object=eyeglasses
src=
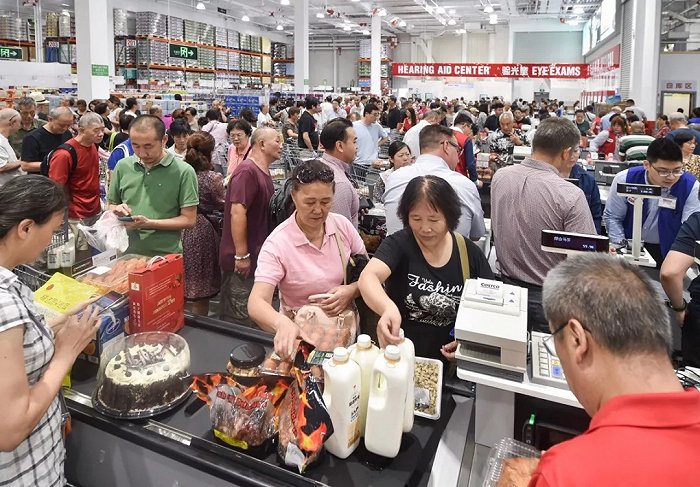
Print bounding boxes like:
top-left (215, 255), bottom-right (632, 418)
top-left (445, 139), bottom-right (463, 155)
top-left (542, 320), bottom-right (592, 357)
top-left (649, 164), bottom-right (684, 178)
top-left (295, 166), bottom-right (334, 184)
top-left (9, 115), bottom-right (19, 123)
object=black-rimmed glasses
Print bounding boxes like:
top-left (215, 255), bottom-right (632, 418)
top-left (542, 321), bottom-right (592, 357)
top-left (649, 164), bottom-right (684, 178)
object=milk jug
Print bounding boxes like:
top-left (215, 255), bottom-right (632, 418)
top-left (364, 345), bottom-right (408, 458)
top-left (322, 347), bottom-right (361, 459)
top-left (349, 334), bottom-right (380, 436)
top-left (398, 329), bottom-right (415, 432)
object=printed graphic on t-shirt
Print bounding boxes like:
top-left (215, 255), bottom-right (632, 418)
top-left (404, 273), bottom-right (463, 327)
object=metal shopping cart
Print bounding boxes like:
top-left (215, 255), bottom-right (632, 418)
top-left (13, 264), bottom-right (51, 292)
top-left (348, 164), bottom-right (386, 205)
top-left (281, 139), bottom-right (320, 173)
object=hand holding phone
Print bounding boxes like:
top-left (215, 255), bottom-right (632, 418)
top-left (117, 215), bottom-right (134, 222)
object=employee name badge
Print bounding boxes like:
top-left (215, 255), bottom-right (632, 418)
top-left (659, 196), bottom-right (677, 210)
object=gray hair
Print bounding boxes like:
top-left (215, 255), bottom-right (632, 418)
top-left (531, 117), bottom-right (581, 157)
top-left (542, 254), bottom-right (672, 356)
top-left (668, 112), bottom-right (688, 125)
top-left (0, 108), bottom-right (19, 124)
top-left (499, 111), bottom-right (514, 122)
top-left (49, 106), bottom-right (74, 120)
top-left (250, 126), bottom-right (277, 146)
top-left (15, 97), bottom-right (36, 110)
top-left (78, 112), bottom-right (104, 129)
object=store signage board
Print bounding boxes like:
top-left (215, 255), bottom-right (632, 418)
top-left (91, 64), bottom-right (109, 77)
top-left (169, 43), bottom-right (198, 60)
top-left (661, 80), bottom-right (697, 91)
top-left (0, 47), bottom-right (22, 60)
top-left (391, 63), bottom-right (590, 79)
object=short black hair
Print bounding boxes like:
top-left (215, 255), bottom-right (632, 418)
top-left (169, 119), bottom-right (192, 137)
top-left (453, 112), bottom-right (472, 126)
top-left (288, 106), bottom-right (300, 117)
top-left (129, 115), bottom-right (166, 139)
top-left (575, 109), bottom-right (585, 115)
top-left (397, 175), bottom-right (461, 231)
top-left (646, 137), bottom-right (683, 164)
top-left (227, 119), bottom-right (252, 136)
top-left (206, 109), bottom-right (221, 121)
top-left (673, 131), bottom-right (696, 147)
top-left (174, 94), bottom-right (183, 101)
top-left (289, 159), bottom-right (335, 193)
top-left (185, 107), bottom-right (197, 117)
top-left (325, 95), bottom-right (333, 102)
top-left (305, 98), bottom-right (319, 110)
top-left (93, 102), bottom-right (109, 116)
top-left (125, 97), bottom-right (138, 109)
top-left (388, 141), bottom-right (410, 159)
top-left (419, 124), bottom-right (455, 153)
top-left (626, 114), bottom-right (640, 123)
top-left (119, 113), bottom-right (134, 132)
top-left (320, 118), bottom-right (353, 151)
top-left (363, 103), bottom-right (380, 116)
top-left (492, 101), bottom-right (504, 110)
top-left (626, 98), bottom-right (635, 105)
top-left (238, 108), bottom-right (257, 124)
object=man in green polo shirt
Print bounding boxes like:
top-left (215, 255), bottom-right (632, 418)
top-left (9, 97), bottom-right (46, 156)
top-left (107, 115), bottom-right (198, 256)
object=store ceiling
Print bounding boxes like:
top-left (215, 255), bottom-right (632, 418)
top-left (2, 0), bottom-right (603, 37)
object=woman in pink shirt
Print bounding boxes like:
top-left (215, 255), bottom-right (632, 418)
top-left (248, 159), bottom-right (367, 358)
top-left (226, 119), bottom-right (252, 176)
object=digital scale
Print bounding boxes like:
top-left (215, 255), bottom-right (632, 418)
top-left (615, 182), bottom-right (663, 268)
top-left (512, 145), bottom-right (532, 164)
top-left (541, 230), bottom-right (609, 255)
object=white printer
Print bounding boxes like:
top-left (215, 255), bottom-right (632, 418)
top-left (454, 278), bottom-right (528, 382)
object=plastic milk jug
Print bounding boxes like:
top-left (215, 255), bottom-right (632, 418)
top-left (349, 334), bottom-right (380, 436)
top-left (322, 347), bottom-right (362, 459)
top-left (364, 345), bottom-right (408, 458)
top-left (398, 329), bottom-right (415, 432)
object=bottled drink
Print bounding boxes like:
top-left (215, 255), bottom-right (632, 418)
top-left (348, 334), bottom-right (380, 436)
top-left (322, 347), bottom-right (361, 459)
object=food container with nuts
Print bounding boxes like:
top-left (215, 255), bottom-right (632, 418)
top-left (227, 343), bottom-right (266, 377)
top-left (414, 357), bottom-right (443, 420)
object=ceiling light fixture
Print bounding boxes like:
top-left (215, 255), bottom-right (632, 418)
top-left (196, 1), bottom-right (205, 10)
top-left (378, 8), bottom-right (387, 16)
top-left (484, 5), bottom-right (494, 14)
top-left (456, 28), bottom-right (466, 34)
top-left (343, 25), bottom-right (352, 31)
top-left (436, 6), bottom-right (446, 14)
top-left (241, 14), bottom-right (250, 21)
top-left (489, 14), bottom-right (498, 24)
top-left (276, 24), bottom-right (284, 30)
top-left (448, 18), bottom-right (456, 25)
top-left (316, 12), bottom-right (325, 18)
top-left (362, 29), bottom-right (370, 35)
top-left (573, 5), bottom-right (584, 15)
top-left (398, 20), bottom-right (407, 27)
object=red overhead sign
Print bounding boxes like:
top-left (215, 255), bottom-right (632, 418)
top-left (391, 63), bottom-right (591, 79)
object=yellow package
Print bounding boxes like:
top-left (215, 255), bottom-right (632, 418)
top-left (34, 273), bottom-right (103, 319)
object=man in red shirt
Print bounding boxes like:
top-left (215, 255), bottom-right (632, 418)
top-left (49, 112), bottom-right (104, 261)
top-left (521, 254), bottom-right (700, 487)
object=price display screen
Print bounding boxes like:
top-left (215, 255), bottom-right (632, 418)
top-left (617, 183), bottom-right (662, 197)
top-left (541, 230), bottom-right (609, 253)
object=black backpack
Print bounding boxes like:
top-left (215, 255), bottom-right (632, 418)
top-left (40, 143), bottom-right (78, 177)
top-left (268, 178), bottom-right (295, 231)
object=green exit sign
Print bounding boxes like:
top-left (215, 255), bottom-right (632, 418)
top-left (91, 64), bottom-right (109, 76)
top-left (0, 47), bottom-right (22, 60)
top-left (169, 43), bottom-right (198, 60)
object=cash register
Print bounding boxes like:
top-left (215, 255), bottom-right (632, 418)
top-left (594, 161), bottom-right (643, 185)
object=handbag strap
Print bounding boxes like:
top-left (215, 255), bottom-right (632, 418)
top-left (333, 226), bottom-right (348, 286)
top-left (454, 232), bottom-right (470, 282)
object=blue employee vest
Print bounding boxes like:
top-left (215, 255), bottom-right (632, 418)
top-left (622, 166), bottom-right (696, 256)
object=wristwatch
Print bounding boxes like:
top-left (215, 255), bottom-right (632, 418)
top-left (665, 299), bottom-right (688, 312)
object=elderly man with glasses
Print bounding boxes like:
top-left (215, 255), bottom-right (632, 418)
top-left (524, 254), bottom-right (700, 487)
top-left (9, 97), bottom-right (46, 156)
top-left (604, 137), bottom-right (700, 267)
top-left (0, 108), bottom-right (22, 187)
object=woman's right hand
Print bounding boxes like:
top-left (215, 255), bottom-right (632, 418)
top-left (377, 306), bottom-right (402, 349)
top-left (274, 316), bottom-right (306, 361)
top-left (53, 306), bottom-right (101, 364)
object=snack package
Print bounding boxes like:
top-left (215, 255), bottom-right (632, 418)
top-left (33, 272), bottom-right (103, 319)
top-left (294, 305), bottom-right (355, 351)
top-left (191, 373), bottom-right (289, 451)
top-left (75, 254), bottom-right (149, 295)
top-left (278, 366), bottom-right (334, 473)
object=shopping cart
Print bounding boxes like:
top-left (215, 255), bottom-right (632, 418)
top-left (280, 139), bottom-right (320, 173)
top-left (47, 218), bottom-right (70, 252)
top-left (13, 264), bottom-right (51, 292)
top-left (348, 164), bottom-right (386, 204)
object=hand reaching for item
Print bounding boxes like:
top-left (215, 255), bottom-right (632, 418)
top-left (377, 305), bottom-right (402, 349)
top-left (53, 305), bottom-right (101, 364)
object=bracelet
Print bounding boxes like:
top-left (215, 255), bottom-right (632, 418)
top-left (666, 299), bottom-right (688, 312)
top-left (234, 253), bottom-right (250, 261)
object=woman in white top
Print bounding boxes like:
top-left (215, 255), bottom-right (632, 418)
top-left (0, 175), bottom-right (100, 486)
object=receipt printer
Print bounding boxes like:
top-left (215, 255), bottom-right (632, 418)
top-left (454, 278), bottom-right (528, 382)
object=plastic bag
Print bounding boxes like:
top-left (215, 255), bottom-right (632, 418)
top-left (293, 304), bottom-right (356, 352)
top-left (77, 211), bottom-right (129, 253)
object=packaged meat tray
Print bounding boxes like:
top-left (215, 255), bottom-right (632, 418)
top-left (483, 438), bottom-right (541, 487)
top-left (75, 254), bottom-right (149, 294)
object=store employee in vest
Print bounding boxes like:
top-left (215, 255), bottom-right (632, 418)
top-left (603, 138), bottom-right (700, 266)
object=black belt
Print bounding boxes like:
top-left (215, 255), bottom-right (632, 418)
top-left (500, 275), bottom-right (542, 291)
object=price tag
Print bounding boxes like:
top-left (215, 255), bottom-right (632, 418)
top-left (92, 249), bottom-right (118, 267)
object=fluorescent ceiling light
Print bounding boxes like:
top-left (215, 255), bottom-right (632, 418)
top-left (276, 24), bottom-right (284, 30)
top-left (398, 20), bottom-right (407, 27)
top-left (343, 25), bottom-right (352, 31)
top-left (316, 12), bottom-right (325, 18)
top-left (573, 5), bottom-right (584, 15)
top-left (484, 5), bottom-right (494, 14)
top-left (378, 8), bottom-right (387, 16)
top-left (196, 1), bottom-right (205, 10)
top-left (280, 0), bottom-right (290, 5)
top-left (241, 14), bottom-right (250, 21)
top-left (448, 18), bottom-right (456, 25)
top-left (489, 14), bottom-right (498, 24)
top-left (436, 6), bottom-right (446, 14)
top-left (456, 28), bottom-right (466, 34)
top-left (362, 29), bottom-right (370, 35)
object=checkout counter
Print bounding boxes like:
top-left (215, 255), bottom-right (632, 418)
top-left (64, 315), bottom-right (473, 487)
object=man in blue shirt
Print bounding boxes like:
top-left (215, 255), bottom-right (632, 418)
top-left (352, 102), bottom-right (388, 169)
top-left (603, 138), bottom-right (700, 266)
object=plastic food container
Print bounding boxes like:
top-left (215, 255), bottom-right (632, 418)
top-left (483, 438), bottom-right (542, 487)
top-left (92, 332), bottom-right (191, 419)
top-left (414, 357), bottom-right (443, 420)
top-left (227, 342), bottom-right (266, 376)
top-left (74, 254), bottom-right (149, 294)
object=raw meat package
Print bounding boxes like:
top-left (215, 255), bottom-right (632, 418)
top-left (293, 304), bottom-right (356, 351)
top-left (75, 254), bottom-right (149, 295)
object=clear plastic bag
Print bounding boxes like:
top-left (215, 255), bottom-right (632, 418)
top-left (77, 211), bottom-right (129, 253)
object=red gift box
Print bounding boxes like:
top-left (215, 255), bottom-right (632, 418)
top-left (128, 254), bottom-right (185, 334)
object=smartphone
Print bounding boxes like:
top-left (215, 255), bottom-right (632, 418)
top-left (94, 291), bottom-right (124, 310)
top-left (117, 215), bottom-right (134, 222)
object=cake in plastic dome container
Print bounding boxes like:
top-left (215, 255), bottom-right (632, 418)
top-left (93, 332), bottom-right (191, 418)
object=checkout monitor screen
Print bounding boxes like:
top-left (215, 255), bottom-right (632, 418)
top-left (616, 183), bottom-right (662, 197)
top-left (541, 230), bottom-right (609, 253)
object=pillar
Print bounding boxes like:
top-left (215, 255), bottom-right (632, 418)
top-left (628, 0), bottom-right (662, 117)
top-left (33, 2), bottom-right (43, 63)
top-left (294, 0), bottom-right (310, 93)
top-left (75, 0), bottom-right (111, 100)
top-left (371, 13), bottom-right (382, 95)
